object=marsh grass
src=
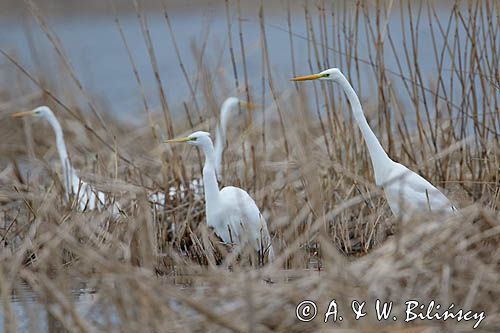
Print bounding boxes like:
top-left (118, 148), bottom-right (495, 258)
top-left (0, 0), bottom-right (499, 332)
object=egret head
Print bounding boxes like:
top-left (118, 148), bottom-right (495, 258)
top-left (222, 97), bottom-right (258, 111)
top-left (165, 131), bottom-right (212, 147)
top-left (12, 106), bottom-right (54, 120)
top-left (291, 67), bottom-right (342, 82)
top-left (223, 97), bottom-right (240, 108)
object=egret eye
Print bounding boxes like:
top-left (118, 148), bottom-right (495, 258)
top-left (322, 73), bottom-right (330, 77)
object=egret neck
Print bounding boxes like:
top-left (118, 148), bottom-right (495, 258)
top-left (214, 97), bottom-right (239, 179)
top-left (45, 111), bottom-right (74, 197)
top-left (337, 73), bottom-right (393, 186)
top-left (198, 138), bottom-right (221, 215)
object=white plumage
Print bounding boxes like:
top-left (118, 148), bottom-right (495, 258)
top-left (292, 68), bottom-right (456, 220)
top-left (13, 106), bottom-right (121, 216)
top-left (149, 97), bottom-right (244, 205)
top-left (214, 96), bottom-right (241, 180)
top-left (166, 131), bottom-right (274, 262)
top-left (383, 161), bottom-right (456, 217)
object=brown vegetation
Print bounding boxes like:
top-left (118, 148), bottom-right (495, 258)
top-left (0, 0), bottom-right (498, 332)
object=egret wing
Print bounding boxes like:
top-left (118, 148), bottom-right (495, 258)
top-left (385, 164), bottom-right (455, 216)
top-left (219, 186), bottom-right (272, 251)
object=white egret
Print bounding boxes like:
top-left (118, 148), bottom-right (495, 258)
top-left (12, 106), bottom-right (122, 216)
top-left (292, 68), bottom-right (456, 220)
top-left (149, 97), bottom-right (249, 206)
top-left (166, 131), bottom-right (274, 262)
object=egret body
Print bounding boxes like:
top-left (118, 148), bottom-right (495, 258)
top-left (292, 68), bottom-right (456, 219)
top-left (166, 131), bottom-right (274, 262)
top-left (12, 106), bottom-right (121, 215)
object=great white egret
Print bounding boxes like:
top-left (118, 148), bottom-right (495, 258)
top-left (149, 97), bottom-right (249, 206)
top-left (166, 131), bottom-right (274, 262)
top-left (12, 106), bottom-right (122, 216)
top-left (292, 68), bottom-right (456, 220)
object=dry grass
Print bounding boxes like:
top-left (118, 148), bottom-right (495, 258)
top-left (0, 0), bottom-right (499, 332)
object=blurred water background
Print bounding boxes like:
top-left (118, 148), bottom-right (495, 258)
top-left (1, 0), bottom-right (491, 128)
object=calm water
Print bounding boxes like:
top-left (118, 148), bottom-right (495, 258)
top-left (0, 283), bottom-right (112, 332)
top-left (0, 1), bottom-right (484, 127)
top-left (0, 281), bottom-right (199, 331)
